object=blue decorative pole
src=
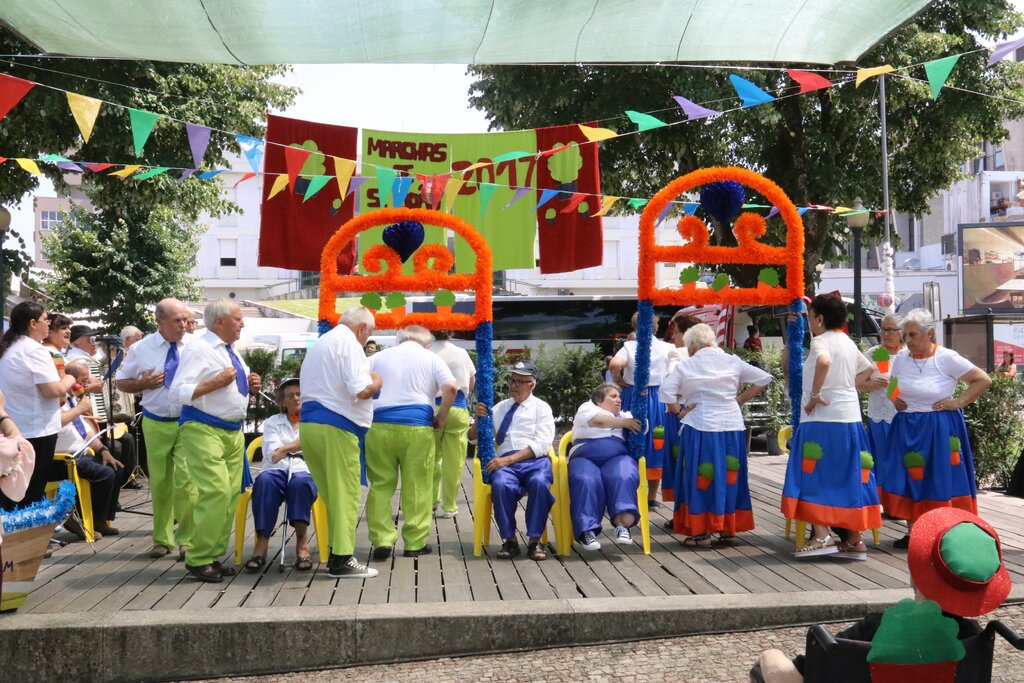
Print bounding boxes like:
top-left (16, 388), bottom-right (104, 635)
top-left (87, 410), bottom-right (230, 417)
top-left (630, 299), bottom-right (654, 459)
top-left (475, 322), bottom-right (496, 483)
top-left (786, 298), bottom-right (807, 428)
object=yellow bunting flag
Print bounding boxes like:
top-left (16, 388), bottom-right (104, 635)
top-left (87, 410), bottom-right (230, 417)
top-left (578, 124), bottom-right (617, 142)
top-left (15, 158), bottom-right (41, 175)
top-left (333, 157), bottom-right (355, 199)
top-left (833, 206), bottom-right (854, 214)
top-left (855, 65), bottom-right (895, 88)
top-left (592, 195), bottom-right (620, 217)
top-left (66, 92), bottom-right (103, 142)
top-left (459, 161), bottom-right (491, 175)
top-left (109, 165), bottom-right (142, 178)
top-left (442, 178), bottom-right (466, 213)
top-left (267, 174), bottom-right (289, 200)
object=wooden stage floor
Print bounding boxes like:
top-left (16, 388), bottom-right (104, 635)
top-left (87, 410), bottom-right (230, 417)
top-left (17, 454), bottom-right (1024, 614)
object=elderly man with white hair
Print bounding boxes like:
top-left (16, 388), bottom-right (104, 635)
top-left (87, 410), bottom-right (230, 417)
top-left (300, 306), bottom-right (382, 579)
top-left (121, 326), bottom-right (144, 349)
top-left (117, 298), bottom-right (198, 559)
top-left (169, 299), bottom-right (261, 583)
top-left (366, 325), bottom-right (457, 559)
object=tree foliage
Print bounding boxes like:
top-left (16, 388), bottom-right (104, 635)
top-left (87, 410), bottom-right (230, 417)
top-left (468, 0), bottom-right (1024, 292)
top-left (0, 27), bottom-right (297, 323)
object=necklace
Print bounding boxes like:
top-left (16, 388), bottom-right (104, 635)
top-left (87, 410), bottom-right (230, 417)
top-left (910, 343), bottom-right (937, 373)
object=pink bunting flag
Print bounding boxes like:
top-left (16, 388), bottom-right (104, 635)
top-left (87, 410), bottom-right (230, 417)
top-left (672, 95), bottom-right (719, 120)
top-left (185, 123), bottom-right (213, 169)
top-left (787, 69), bottom-right (832, 93)
top-left (0, 74), bottom-right (34, 123)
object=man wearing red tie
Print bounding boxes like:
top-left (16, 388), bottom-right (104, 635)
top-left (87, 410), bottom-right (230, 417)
top-left (170, 300), bottom-right (262, 583)
top-left (117, 298), bottom-right (198, 559)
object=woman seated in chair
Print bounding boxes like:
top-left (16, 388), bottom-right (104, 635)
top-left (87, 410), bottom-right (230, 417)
top-left (245, 378), bottom-right (316, 572)
top-left (568, 383), bottom-right (642, 551)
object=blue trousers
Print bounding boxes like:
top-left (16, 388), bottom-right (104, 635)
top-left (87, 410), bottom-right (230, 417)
top-left (491, 456), bottom-right (554, 540)
top-left (568, 439), bottom-right (639, 535)
top-left (251, 468), bottom-right (317, 537)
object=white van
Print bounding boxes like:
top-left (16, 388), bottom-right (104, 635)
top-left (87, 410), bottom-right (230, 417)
top-left (248, 333), bottom-right (319, 366)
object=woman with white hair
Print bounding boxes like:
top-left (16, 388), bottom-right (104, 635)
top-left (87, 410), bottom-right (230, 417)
top-left (880, 308), bottom-right (991, 547)
top-left (856, 313), bottom-right (904, 491)
top-left (659, 323), bottom-right (772, 547)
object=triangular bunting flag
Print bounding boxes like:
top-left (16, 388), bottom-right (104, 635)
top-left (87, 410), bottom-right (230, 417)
top-left (83, 163), bottom-right (114, 172)
top-left (535, 189), bottom-right (561, 211)
top-left (375, 167), bottom-right (398, 207)
top-left (37, 154), bottom-right (71, 162)
top-left (14, 158), bottom-right (41, 176)
top-left (627, 198), bottom-right (649, 211)
top-left (493, 151), bottom-right (533, 163)
top-left (833, 206), bottom-right (854, 214)
top-left (988, 36), bottom-right (1024, 67)
top-left (504, 187), bottom-right (531, 210)
top-left (729, 75), bottom-right (775, 107)
top-left (924, 55), bottom-right (960, 100)
top-left (478, 183), bottom-right (499, 217)
top-left (442, 178), bottom-right (465, 213)
top-left (766, 207), bottom-right (780, 219)
top-left (109, 165), bottom-right (142, 179)
top-left (416, 174), bottom-right (432, 203)
top-left (392, 175), bottom-right (415, 208)
top-left (0, 74), bottom-right (34, 122)
top-left (346, 176), bottom-right (370, 199)
top-left (303, 175), bottom-right (332, 202)
top-left (540, 145), bottom-right (571, 157)
top-left (672, 95), bottom-right (718, 120)
top-left (283, 145), bottom-right (312, 191)
top-left (198, 170), bottom-right (225, 180)
top-left (459, 161), bottom-right (491, 175)
top-left (185, 123), bottom-right (213, 169)
top-left (855, 65), bottom-right (895, 87)
top-left (655, 202), bottom-right (674, 225)
top-left (66, 93), bottom-right (103, 143)
top-left (128, 108), bottom-right (160, 156)
top-left (797, 207), bottom-right (810, 216)
top-left (683, 202), bottom-right (700, 216)
top-left (233, 172), bottom-right (256, 188)
top-left (625, 110), bottom-right (667, 132)
top-left (592, 196), bottom-right (620, 217)
top-left (267, 174), bottom-right (289, 199)
top-left (133, 167), bottom-right (171, 180)
top-left (578, 124), bottom-right (617, 142)
top-left (56, 161), bottom-right (83, 173)
top-left (430, 173), bottom-right (451, 210)
top-left (787, 69), bottom-right (832, 93)
top-left (178, 168), bottom-right (196, 182)
top-left (560, 193), bottom-right (588, 214)
top-left (235, 134), bottom-right (265, 174)
top-left (333, 157), bottom-right (356, 200)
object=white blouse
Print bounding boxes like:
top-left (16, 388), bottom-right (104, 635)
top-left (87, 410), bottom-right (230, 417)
top-left (570, 401), bottom-right (632, 450)
top-left (891, 346), bottom-right (975, 413)
top-left (801, 330), bottom-right (872, 424)
top-left (0, 336), bottom-right (61, 438)
top-left (614, 338), bottom-right (674, 386)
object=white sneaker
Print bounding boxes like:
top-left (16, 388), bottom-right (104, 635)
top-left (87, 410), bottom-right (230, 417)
top-left (614, 526), bottom-right (632, 545)
top-left (576, 531), bottom-right (601, 551)
top-left (438, 508), bottom-right (458, 519)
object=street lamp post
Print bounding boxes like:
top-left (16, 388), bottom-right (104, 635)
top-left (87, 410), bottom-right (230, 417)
top-left (0, 205), bottom-right (10, 324)
top-left (845, 197), bottom-right (870, 340)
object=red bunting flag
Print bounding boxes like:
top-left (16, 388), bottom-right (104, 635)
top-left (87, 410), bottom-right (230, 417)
top-left (283, 145), bottom-right (313, 191)
top-left (83, 163), bottom-right (115, 172)
top-left (560, 193), bottom-right (588, 214)
top-left (787, 69), bottom-right (832, 93)
top-left (0, 74), bottom-right (34, 123)
top-left (233, 172), bottom-right (256, 188)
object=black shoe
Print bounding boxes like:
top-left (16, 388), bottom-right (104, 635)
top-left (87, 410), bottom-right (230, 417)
top-left (403, 544), bottom-right (432, 558)
top-left (371, 546), bottom-right (393, 561)
top-left (186, 563), bottom-right (223, 583)
top-left (212, 561), bottom-right (236, 577)
top-left (496, 539), bottom-right (520, 559)
top-left (893, 534), bottom-right (910, 550)
top-left (662, 519), bottom-right (675, 531)
top-left (327, 555), bottom-right (379, 579)
top-left (124, 480), bottom-right (143, 490)
top-left (648, 499), bottom-right (662, 509)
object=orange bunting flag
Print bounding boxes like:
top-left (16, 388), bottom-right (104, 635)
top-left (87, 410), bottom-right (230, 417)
top-left (855, 65), bottom-right (895, 88)
top-left (233, 172), bottom-right (256, 188)
top-left (109, 165), bottom-right (142, 178)
top-left (578, 124), bottom-right (617, 142)
top-left (66, 92), bottom-right (103, 142)
top-left (592, 195), bottom-right (620, 217)
top-left (787, 69), bottom-right (832, 93)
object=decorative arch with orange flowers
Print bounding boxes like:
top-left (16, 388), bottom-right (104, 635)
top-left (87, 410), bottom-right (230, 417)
top-left (629, 167), bottom-right (808, 463)
top-left (318, 207), bottom-right (498, 474)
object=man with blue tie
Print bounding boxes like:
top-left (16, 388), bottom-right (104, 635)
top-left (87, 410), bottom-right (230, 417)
top-left (169, 300), bottom-right (262, 583)
top-left (470, 361), bottom-right (555, 561)
top-left (117, 298), bottom-right (198, 559)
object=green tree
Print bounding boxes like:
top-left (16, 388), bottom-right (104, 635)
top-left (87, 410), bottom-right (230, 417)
top-left (468, 1), bottom-right (1024, 292)
top-left (0, 27), bottom-right (297, 325)
top-left (1, 228), bottom-right (34, 302)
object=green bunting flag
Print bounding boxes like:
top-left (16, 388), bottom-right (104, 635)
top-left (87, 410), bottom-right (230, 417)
top-left (128, 108), bottom-right (160, 156)
top-left (375, 166), bottom-right (398, 207)
top-left (924, 55), bottom-right (961, 101)
top-left (625, 110), bottom-right (668, 132)
top-left (302, 175), bottom-right (332, 202)
top-left (133, 166), bottom-right (171, 179)
top-left (478, 182), bottom-right (499, 217)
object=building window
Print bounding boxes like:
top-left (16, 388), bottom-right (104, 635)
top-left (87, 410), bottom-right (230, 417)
top-left (218, 238), bottom-right (238, 267)
top-left (941, 233), bottom-right (957, 255)
top-left (995, 148), bottom-right (1005, 171)
top-left (40, 210), bottom-right (62, 231)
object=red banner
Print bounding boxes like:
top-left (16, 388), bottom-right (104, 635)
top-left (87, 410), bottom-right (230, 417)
top-left (534, 122), bottom-right (603, 274)
top-left (258, 114), bottom-right (359, 273)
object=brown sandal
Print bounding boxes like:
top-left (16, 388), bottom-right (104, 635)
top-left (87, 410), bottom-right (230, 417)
top-left (244, 555), bottom-right (266, 572)
top-left (682, 535), bottom-right (713, 548)
top-left (294, 555), bottom-right (313, 571)
top-left (527, 541), bottom-right (547, 561)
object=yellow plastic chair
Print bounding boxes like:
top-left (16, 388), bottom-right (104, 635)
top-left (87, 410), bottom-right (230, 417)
top-left (777, 425), bottom-right (880, 548)
top-left (472, 449), bottom-right (555, 557)
top-left (555, 432), bottom-right (651, 556)
top-left (45, 450), bottom-right (97, 543)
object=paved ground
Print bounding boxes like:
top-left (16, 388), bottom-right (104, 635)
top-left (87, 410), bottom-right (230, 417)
top-left (195, 603), bottom-right (1024, 682)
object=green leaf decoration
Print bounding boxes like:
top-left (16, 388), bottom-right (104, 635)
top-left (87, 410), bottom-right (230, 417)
top-left (385, 291), bottom-right (406, 309)
top-left (872, 346), bottom-right (891, 362)
top-left (697, 462), bottom-right (715, 480)
top-left (434, 289), bottom-right (456, 307)
top-left (802, 441), bottom-right (823, 460)
top-left (757, 267), bottom-right (779, 287)
top-left (904, 451), bottom-right (925, 468)
top-left (949, 436), bottom-right (961, 451)
top-left (652, 425), bottom-right (665, 438)
top-left (726, 455), bottom-right (741, 471)
top-left (711, 272), bottom-right (730, 292)
top-left (679, 265), bottom-right (700, 285)
top-left (671, 445), bottom-right (680, 457)
top-left (860, 451), bottom-right (874, 469)
top-left (360, 292), bottom-right (382, 310)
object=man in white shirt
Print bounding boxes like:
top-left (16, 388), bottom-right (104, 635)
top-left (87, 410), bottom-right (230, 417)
top-left (470, 361), bottom-right (555, 561)
top-left (367, 325), bottom-right (457, 559)
top-left (430, 330), bottom-right (476, 518)
top-left (67, 324), bottom-right (109, 423)
top-left (169, 300), bottom-right (261, 583)
top-left (117, 298), bottom-right (198, 559)
top-left (300, 306), bottom-right (382, 579)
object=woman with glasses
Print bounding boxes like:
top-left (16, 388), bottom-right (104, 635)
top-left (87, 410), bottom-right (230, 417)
top-left (856, 314), bottom-right (904, 491)
top-left (0, 302), bottom-right (76, 508)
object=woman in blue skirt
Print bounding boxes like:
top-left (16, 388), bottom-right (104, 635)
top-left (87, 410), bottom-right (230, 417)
top-left (660, 323), bottom-right (771, 547)
top-left (782, 294), bottom-right (881, 561)
top-left (568, 384), bottom-right (642, 550)
top-left (881, 308), bottom-right (991, 547)
top-left (856, 314), bottom-right (904, 491)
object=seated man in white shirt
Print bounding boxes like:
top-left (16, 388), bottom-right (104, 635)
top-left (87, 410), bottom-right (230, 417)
top-left (469, 361), bottom-right (556, 561)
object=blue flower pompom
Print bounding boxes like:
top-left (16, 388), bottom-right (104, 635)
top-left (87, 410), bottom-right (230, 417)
top-left (382, 220), bottom-right (425, 263)
top-left (699, 181), bottom-right (746, 225)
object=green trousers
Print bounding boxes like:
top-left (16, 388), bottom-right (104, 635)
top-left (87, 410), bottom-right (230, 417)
top-left (177, 422), bottom-right (243, 567)
top-left (143, 417), bottom-right (197, 551)
top-left (432, 406), bottom-right (470, 512)
top-left (365, 422), bottom-right (435, 550)
top-left (301, 423), bottom-right (363, 557)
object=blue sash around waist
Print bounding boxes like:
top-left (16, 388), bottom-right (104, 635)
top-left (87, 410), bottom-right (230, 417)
top-left (435, 390), bottom-right (468, 410)
top-left (571, 436), bottom-right (630, 460)
top-left (179, 405), bottom-right (242, 431)
top-left (373, 404), bottom-right (434, 427)
top-left (142, 408), bottom-right (177, 423)
top-left (300, 401), bottom-right (368, 486)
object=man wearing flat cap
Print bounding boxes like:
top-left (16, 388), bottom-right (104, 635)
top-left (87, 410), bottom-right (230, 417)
top-left (470, 360), bottom-right (555, 561)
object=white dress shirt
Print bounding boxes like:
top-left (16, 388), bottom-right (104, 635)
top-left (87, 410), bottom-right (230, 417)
top-left (863, 344), bottom-right (900, 424)
top-left (570, 402), bottom-right (631, 454)
top-left (492, 393), bottom-right (555, 458)
top-left (55, 399), bottom-right (102, 456)
top-left (0, 336), bottom-right (61, 438)
top-left (666, 345), bottom-right (689, 374)
top-left (430, 340), bottom-right (475, 398)
top-left (660, 346), bottom-right (772, 432)
top-left (371, 342), bottom-right (455, 409)
top-left (801, 330), bottom-right (872, 423)
top-left (299, 324), bottom-right (375, 428)
top-left (116, 331), bottom-right (191, 418)
top-left (260, 413), bottom-right (308, 475)
top-left (169, 330), bottom-right (250, 422)
top-left (614, 338), bottom-right (673, 386)
top-left (891, 346), bottom-right (976, 413)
